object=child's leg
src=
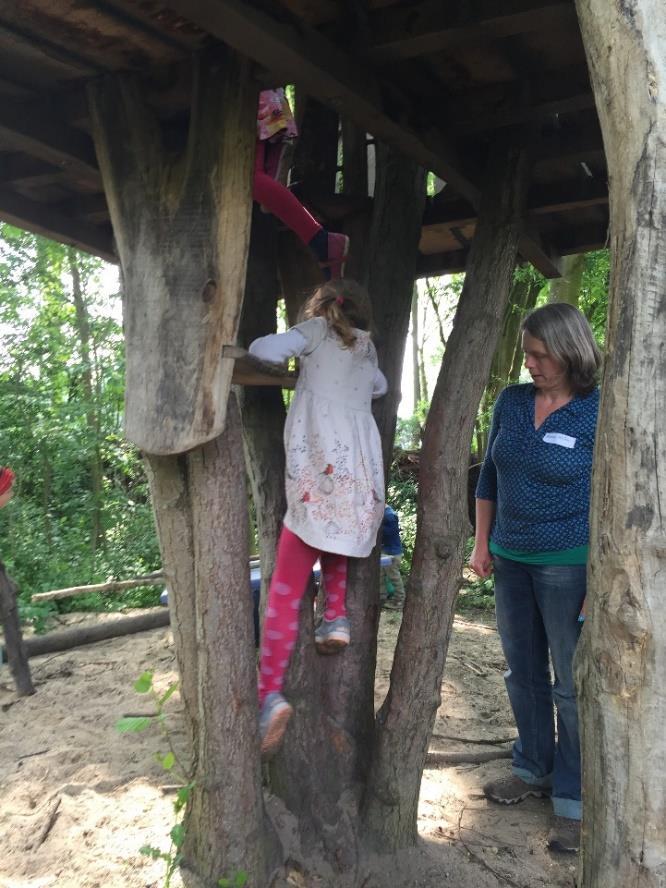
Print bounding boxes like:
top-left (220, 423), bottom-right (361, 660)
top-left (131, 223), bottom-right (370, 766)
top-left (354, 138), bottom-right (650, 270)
top-left (258, 526), bottom-right (319, 704)
top-left (320, 553), bottom-right (348, 621)
top-left (253, 168), bottom-right (322, 244)
top-left (253, 139), bottom-right (348, 278)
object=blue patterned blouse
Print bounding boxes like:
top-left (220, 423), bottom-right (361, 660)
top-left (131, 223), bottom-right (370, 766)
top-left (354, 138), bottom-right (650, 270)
top-left (475, 383), bottom-right (600, 553)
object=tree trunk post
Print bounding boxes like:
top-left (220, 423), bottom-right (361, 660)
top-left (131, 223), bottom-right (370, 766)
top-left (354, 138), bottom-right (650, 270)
top-left (0, 563), bottom-right (35, 697)
top-left (574, 2), bottom-right (666, 885)
top-left (362, 138), bottom-right (530, 848)
top-left (261, 136), bottom-right (425, 874)
top-left (237, 207), bottom-right (286, 625)
top-left (89, 49), bottom-right (272, 885)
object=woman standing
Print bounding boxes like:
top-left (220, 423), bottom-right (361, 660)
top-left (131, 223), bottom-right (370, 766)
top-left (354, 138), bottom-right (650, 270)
top-left (469, 303), bottom-right (601, 853)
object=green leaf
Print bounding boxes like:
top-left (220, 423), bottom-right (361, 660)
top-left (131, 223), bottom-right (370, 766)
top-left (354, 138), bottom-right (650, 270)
top-left (161, 751), bottom-right (176, 771)
top-left (133, 671), bottom-right (153, 693)
top-left (170, 823), bottom-right (186, 849)
top-left (159, 681), bottom-right (179, 706)
top-left (234, 872), bottom-right (248, 887)
top-left (139, 845), bottom-right (165, 860)
top-left (174, 782), bottom-right (195, 813)
top-left (115, 716), bottom-right (153, 733)
top-left (218, 880), bottom-right (231, 888)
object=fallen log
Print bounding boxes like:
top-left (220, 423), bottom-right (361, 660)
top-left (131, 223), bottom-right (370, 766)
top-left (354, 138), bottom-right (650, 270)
top-left (31, 571), bottom-right (164, 603)
top-left (425, 748), bottom-right (512, 767)
top-left (0, 562), bottom-right (35, 696)
top-left (23, 609), bottom-right (170, 658)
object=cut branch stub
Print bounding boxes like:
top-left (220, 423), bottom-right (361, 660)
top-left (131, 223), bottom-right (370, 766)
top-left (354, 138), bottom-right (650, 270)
top-left (87, 49), bottom-right (256, 454)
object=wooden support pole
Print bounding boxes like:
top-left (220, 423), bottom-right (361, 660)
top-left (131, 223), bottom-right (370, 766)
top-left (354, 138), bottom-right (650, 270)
top-left (0, 563), bottom-right (35, 696)
top-left (363, 135), bottom-right (530, 848)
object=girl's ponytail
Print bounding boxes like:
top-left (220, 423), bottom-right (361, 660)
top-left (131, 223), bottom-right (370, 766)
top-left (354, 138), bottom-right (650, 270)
top-left (300, 279), bottom-right (373, 347)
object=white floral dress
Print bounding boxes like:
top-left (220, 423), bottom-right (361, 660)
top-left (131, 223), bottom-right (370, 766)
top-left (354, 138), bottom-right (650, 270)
top-left (249, 317), bottom-right (386, 557)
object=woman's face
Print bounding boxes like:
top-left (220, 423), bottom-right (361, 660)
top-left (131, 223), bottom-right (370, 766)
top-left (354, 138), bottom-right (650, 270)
top-left (522, 331), bottom-right (569, 392)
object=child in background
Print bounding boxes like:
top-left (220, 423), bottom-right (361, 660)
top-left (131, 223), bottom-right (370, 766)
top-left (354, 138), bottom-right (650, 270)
top-left (0, 467), bottom-right (15, 509)
top-left (380, 504), bottom-right (406, 610)
top-left (255, 88), bottom-right (349, 279)
top-left (249, 279), bottom-right (387, 756)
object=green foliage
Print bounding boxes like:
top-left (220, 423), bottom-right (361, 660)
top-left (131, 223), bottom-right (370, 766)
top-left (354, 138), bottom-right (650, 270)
top-left (578, 249), bottom-right (610, 345)
top-left (386, 475), bottom-right (418, 575)
top-left (218, 872), bottom-right (248, 888)
top-left (116, 672), bottom-right (187, 888)
top-left (0, 224), bottom-right (160, 629)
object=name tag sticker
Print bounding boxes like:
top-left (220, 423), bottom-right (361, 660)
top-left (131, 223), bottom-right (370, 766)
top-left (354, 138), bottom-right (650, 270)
top-left (543, 432), bottom-right (576, 449)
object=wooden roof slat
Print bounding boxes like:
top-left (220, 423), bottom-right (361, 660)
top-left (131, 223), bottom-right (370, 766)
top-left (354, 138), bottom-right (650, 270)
top-left (0, 99), bottom-right (101, 189)
top-left (0, 186), bottom-right (115, 261)
top-left (0, 20), bottom-right (103, 78)
top-left (0, 154), bottom-right (66, 187)
top-left (163, 0), bottom-right (481, 206)
top-left (367, 0), bottom-right (578, 62)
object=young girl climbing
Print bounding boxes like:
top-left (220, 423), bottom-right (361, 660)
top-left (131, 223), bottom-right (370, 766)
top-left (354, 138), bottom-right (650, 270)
top-left (255, 88), bottom-right (349, 279)
top-left (249, 279), bottom-right (387, 756)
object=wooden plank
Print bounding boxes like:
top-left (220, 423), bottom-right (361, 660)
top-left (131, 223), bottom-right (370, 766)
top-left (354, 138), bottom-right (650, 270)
top-left (0, 187), bottom-right (115, 261)
top-left (368, 0), bottom-right (577, 61)
top-left (0, 20), bottom-right (102, 78)
top-left (222, 345), bottom-right (298, 388)
top-left (454, 91), bottom-right (595, 135)
top-left (0, 99), bottom-right (101, 188)
top-left (163, 0), bottom-right (480, 206)
top-left (423, 177), bottom-right (608, 227)
top-left (518, 225), bottom-right (562, 278)
top-left (0, 154), bottom-right (66, 187)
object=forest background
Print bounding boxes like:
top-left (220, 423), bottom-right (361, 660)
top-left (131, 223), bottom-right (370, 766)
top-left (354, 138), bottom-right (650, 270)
top-left (0, 222), bottom-right (609, 633)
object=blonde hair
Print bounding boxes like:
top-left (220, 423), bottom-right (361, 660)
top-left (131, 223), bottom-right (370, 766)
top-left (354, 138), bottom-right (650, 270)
top-left (521, 303), bottom-right (602, 394)
top-left (300, 279), bottom-right (373, 348)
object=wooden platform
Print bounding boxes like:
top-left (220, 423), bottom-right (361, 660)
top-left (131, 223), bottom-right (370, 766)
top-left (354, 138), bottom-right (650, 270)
top-left (0, 1), bottom-right (608, 277)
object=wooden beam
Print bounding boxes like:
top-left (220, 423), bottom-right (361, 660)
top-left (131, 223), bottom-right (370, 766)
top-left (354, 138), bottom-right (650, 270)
top-left (454, 91), bottom-right (595, 136)
top-left (0, 21), bottom-right (102, 78)
top-left (0, 99), bottom-right (101, 188)
top-left (0, 153), bottom-right (67, 187)
top-left (368, 0), bottom-right (578, 62)
top-left (163, 0), bottom-right (480, 205)
top-left (518, 224), bottom-right (562, 278)
top-left (0, 187), bottom-right (115, 262)
top-left (423, 176), bottom-right (608, 227)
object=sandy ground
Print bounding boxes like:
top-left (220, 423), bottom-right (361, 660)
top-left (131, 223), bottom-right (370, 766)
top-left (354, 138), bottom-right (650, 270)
top-left (0, 608), bottom-right (576, 888)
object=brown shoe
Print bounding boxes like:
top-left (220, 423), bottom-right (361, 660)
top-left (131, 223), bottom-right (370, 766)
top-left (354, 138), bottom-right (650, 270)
top-left (547, 816), bottom-right (580, 853)
top-left (483, 774), bottom-right (551, 805)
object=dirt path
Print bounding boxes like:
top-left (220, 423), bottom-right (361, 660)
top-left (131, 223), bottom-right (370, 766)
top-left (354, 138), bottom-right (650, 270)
top-left (1, 610), bottom-right (576, 888)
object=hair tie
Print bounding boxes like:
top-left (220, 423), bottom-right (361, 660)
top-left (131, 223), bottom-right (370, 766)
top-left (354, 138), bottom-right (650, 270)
top-left (335, 295), bottom-right (345, 306)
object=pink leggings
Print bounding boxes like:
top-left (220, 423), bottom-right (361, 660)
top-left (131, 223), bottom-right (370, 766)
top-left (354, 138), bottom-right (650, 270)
top-left (253, 140), bottom-right (322, 245)
top-left (258, 525), bottom-right (348, 702)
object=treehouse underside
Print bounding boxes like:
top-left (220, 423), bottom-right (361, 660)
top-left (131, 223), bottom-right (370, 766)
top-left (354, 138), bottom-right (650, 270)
top-left (0, 0), bottom-right (607, 280)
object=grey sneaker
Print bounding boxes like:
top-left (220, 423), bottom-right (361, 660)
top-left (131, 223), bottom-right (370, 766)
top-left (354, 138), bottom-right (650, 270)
top-left (547, 816), bottom-right (580, 853)
top-left (314, 616), bottom-right (350, 654)
top-left (259, 692), bottom-right (293, 758)
top-left (483, 774), bottom-right (551, 804)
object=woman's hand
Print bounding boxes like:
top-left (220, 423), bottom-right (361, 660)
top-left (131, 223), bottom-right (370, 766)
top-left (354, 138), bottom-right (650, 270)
top-left (469, 542), bottom-right (493, 578)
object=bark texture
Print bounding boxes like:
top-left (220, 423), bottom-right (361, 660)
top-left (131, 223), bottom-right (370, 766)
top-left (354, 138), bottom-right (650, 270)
top-left (89, 51), bottom-right (271, 884)
top-left (237, 208), bottom-right (286, 619)
top-left (362, 140), bottom-right (530, 847)
top-left (0, 564), bottom-right (34, 696)
top-left (88, 50), bottom-right (256, 455)
top-left (146, 404), bottom-right (271, 887)
top-left (264, 139), bottom-right (425, 878)
top-left (575, 2), bottom-right (666, 884)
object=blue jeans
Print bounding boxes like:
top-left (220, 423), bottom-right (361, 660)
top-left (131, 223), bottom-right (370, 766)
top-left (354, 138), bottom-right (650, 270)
top-left (493, 554), bottom-right (586, 820)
